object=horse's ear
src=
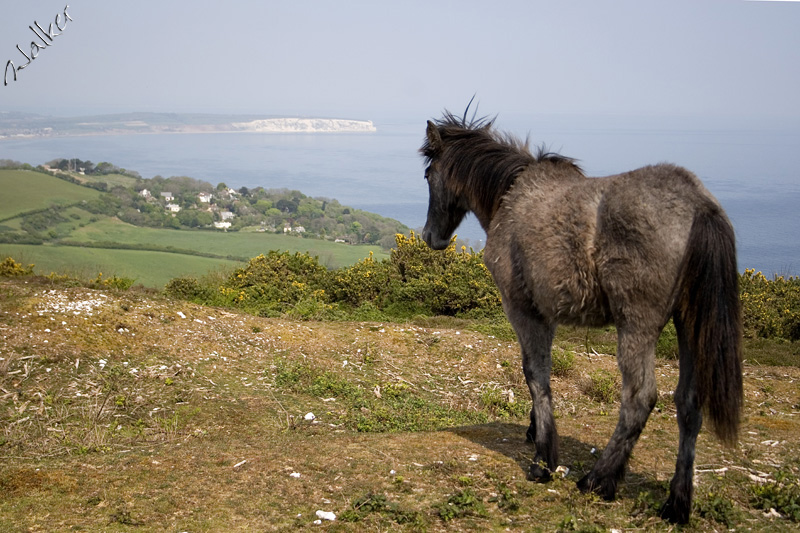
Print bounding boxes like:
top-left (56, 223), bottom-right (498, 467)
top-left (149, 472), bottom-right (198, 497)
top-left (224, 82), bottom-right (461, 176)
top-left (426, 120), bottom-right (442, 151)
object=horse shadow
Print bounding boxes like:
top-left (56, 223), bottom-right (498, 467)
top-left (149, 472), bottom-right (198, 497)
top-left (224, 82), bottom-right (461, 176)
top-left (447, 421), bottom-right (668, 502)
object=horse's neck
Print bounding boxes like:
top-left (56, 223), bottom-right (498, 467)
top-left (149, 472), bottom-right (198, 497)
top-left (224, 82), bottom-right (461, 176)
top-left (469, 163), bottom-right (582, 230)
top-left (465, 168), bottom-right (520, 232)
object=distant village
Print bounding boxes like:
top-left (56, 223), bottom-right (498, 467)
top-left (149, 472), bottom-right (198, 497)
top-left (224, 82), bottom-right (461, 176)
top-left (35, 159), bottom-right (408, 248)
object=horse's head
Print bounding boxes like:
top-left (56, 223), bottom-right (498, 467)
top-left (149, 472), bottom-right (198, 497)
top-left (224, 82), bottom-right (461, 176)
top-left (420, 120), bottom-right (468, 250)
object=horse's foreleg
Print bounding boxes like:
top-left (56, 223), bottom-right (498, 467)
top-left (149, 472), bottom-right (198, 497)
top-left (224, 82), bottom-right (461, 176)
top-left (660, 317), bottom-right (701, 524)
top-left (513, 314), bottom-right (558, 482)
top-left (578, 328), bottom-right (658, 500)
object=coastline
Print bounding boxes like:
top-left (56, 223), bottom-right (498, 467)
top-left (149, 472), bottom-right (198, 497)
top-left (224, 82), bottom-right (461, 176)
top-left (0, 113), bottom-right (377, 140)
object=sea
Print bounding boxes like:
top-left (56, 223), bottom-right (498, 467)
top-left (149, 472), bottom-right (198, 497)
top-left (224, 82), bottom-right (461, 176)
top-left (1, 114), bottom-right (798, 277)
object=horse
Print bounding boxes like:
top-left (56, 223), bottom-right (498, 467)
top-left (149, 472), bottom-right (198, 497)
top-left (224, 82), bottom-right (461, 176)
top-left (419, 109), bottom-right (742, 524)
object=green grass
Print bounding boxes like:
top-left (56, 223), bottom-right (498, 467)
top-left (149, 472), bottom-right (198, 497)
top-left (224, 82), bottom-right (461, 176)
top-left (78, 172), bottom-right (139, 189)
top-left (0, 168), bottom-right (391, 285)
top-left (68, 217), bottom-right (389, 267)
top-left (0, 243), bottom-right (242, 288)
top-left (0, 169), bottom-right (102, 219)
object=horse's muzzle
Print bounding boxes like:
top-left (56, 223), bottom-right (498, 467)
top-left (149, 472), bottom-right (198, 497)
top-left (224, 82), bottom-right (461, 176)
top-left (422, 227), bottom-right (451, 250)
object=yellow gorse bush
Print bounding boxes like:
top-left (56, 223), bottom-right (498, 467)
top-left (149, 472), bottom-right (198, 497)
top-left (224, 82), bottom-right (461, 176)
top-left (0, 257), bottom-right (34, 277)
top-left (740, 268), bottom-right (800, 341)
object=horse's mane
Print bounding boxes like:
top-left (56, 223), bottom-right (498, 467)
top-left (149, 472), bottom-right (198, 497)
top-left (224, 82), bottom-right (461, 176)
top-left (421, 111), bottom-right (582, 219)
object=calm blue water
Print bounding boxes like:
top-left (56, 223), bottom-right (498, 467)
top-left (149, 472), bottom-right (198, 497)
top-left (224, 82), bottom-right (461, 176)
top-left (1, 115), bottom-right (798, 276)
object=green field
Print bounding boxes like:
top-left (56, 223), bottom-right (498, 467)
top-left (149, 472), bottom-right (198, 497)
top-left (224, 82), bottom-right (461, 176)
top-left (0, 169), bottom-right (390, 287)
top-left (66, 217), bottom-right (389, 267)
top-left (0, 169), bottom-right (102, 220)
top-left (0, 243), bottom-right (243, 287)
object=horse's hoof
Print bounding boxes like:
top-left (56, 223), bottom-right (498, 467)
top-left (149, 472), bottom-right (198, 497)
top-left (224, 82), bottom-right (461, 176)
top-left (576, 474), bottom-right (616, 501)
top-left (527, 463), bottom-right (552, 483)
top-left (660, 498), bottom-right (691, 524)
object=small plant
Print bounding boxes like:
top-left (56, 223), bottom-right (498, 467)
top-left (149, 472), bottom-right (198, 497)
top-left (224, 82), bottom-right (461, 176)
top-left (480, 386), bottom-right (527, 418)
top-left (435, 489), bottom-right (487, 521)
top-left (751, 468), bottom-right (800, 522)
top-left (109, 508), bottom-right (140, 526)
top-left (695, 489), bottom-right (740, 527)
top-left (556, 514), bottom-right (605, 532)
top-left (552, 348), bottom-right (575, 377)
top-left (91, 272), bottom-right (135, 290)
top-left (584, 370), bottom-right (619, 404)
top-left (339, 492), bottom-right (424, 526)
top-left (490, 482), bottom-right (520, 512)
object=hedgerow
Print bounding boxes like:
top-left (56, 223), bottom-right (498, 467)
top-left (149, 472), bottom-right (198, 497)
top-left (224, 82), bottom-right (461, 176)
top-left (178, 232), bottom-right (502, 320)
top-left (160, 237), bottom-right (800, 335)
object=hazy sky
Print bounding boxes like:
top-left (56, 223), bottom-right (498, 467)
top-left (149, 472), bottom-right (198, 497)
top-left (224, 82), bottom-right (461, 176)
top-left (1, 1), bottom-right (799, 121)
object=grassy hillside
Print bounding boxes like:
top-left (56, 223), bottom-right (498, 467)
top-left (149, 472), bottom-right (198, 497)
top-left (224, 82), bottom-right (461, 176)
top-left (0, 169), bottom-right (390, 286)
top-left (0, 244), bottom-right (242, 288)
top-left (1, 277), bottom-right (798, 531)
top-left (0, 169), bottom-right (102, 220)
top-left (67, 217), bottom-right (389, 267)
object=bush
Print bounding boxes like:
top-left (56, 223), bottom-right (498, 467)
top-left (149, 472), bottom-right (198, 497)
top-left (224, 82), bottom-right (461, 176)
top-left (165, 276), bottom-right (212, 301)
top-left (327, 251), bottom-right (394, 307)
top-left (740, 269), bottom-right (800, 341)
top-left (221, 250), bottom-right (331, 316)
top-left (168, 232), bottom-right (504, 320)
top-left (389, 232), bottom-right (501, 316)
top-left (0, 257), bottom-right (34, 277)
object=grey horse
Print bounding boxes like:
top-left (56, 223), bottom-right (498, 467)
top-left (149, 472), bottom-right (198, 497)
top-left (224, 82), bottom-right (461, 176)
top-left (420, 110), bottom-right (742, 524)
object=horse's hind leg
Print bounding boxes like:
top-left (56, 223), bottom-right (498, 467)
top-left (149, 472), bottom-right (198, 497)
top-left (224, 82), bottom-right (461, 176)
top-left (578, 327), bottom-right (658, 500)
top-left (660, 317), bottom-right (701, 524)
top-left (510, 310), bottom-right (558, 482)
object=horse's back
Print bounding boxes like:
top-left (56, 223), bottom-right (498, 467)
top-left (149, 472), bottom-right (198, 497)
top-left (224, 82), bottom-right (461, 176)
top-left (486, 163), bottom-right (718, 327)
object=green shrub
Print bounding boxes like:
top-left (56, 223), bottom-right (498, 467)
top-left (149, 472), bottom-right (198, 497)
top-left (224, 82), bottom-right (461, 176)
top-left (0, 257), bottom-right (34, 277)
top-left (390, 232), bottom-right (501, 316)
top-left (740, 269), bottom-right (800, 341)
top-left (221, 250), bottom-right (331, 316)
top-left (326, 251), bottom-right (394, 307)
top-left (164, 276), bottom-right (210, 300)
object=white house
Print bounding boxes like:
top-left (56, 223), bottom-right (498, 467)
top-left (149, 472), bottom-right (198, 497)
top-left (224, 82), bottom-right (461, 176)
top-left (284, 224), bottom-right (306, 234)
top-left (214, 221), bottom-right (231, 230)
top-left (140, 189), bottom-right (152, 199)
top-left (160, 192), bottom-right (174, 202)
top-left (220, 211), bottom-right (235, 221)
top-left (197, 192), bottom-right (212, 203)
top-left (166, 203), bottom-right (181, 213)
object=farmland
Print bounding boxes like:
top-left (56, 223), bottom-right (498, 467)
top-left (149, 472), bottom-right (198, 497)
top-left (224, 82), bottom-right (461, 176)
top-left (0, 168), bottom-right (392, 287)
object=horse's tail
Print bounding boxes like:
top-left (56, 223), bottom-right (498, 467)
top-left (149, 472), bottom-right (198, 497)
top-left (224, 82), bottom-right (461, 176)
top-left (675, 202), bottom-right (743, 445)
